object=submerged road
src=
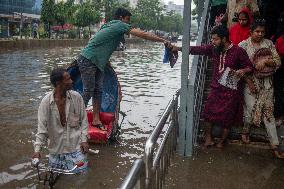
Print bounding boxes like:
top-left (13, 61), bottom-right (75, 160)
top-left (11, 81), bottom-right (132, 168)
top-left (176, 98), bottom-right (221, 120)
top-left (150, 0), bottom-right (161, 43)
top-left (0, 41), bottom-right (182, 188)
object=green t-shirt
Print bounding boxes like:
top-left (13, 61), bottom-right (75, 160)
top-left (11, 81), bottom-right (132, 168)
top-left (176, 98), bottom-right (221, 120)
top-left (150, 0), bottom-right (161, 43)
top-left (211, 0), bottom-right (227, 6)
top-left (80, 20), bottom-right (131, 71)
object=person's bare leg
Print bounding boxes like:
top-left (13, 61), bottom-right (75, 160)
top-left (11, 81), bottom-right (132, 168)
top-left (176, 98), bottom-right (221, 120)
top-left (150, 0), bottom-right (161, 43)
top-left (216, 128), bottom-right (229, 148)
top-left (204, 122), bottom-right (214, 147)
top-left (264, 117), bottom-right (284, 158)
top-left (241, 123), bottom-right (250, 144)
top-left (92, 99), bottom-right (102, 126)
top-left (91, 68), bottom-right (105, 130)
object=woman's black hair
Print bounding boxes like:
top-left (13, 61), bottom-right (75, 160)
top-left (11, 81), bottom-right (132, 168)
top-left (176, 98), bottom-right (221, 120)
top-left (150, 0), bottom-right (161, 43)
top-left (50, 68), bottom-right (66, 87)
top-left (250, 19), bottom-right (266, 32)
top-left (210, 25), bottom-right (229, 40)
top-left (238, 11), bottom-right (249, 20)
top-left (113, 8), bottom-right (132, 19)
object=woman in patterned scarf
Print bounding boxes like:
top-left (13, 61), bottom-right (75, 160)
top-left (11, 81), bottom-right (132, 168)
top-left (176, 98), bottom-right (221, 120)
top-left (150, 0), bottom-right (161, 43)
top-left (239, 20), bottom-right (283, 158)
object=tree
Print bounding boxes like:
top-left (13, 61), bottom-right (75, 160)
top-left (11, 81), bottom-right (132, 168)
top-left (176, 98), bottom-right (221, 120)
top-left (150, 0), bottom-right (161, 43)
top-left (54, 0), bottom-right (76, 27)
top-left (91, 0), bottom-right (130, 22)
top-left (129, 0), bottom-right (183, 34)
top-left (73, 1), bottom-right (101, 38)
top-left (41, 0), bottom-right (56, 38)
top-left (53, 0), bottom-right (77, 38)
top-left (159, 11), bottom-right (183, 34)
top-left (131, 0), bottom-right (164, 30)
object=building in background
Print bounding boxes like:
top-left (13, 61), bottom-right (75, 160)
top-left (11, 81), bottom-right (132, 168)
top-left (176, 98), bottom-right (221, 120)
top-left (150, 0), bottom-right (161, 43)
top-left (0, 0), bottom-right (41, 38)
top-left (165, 1), bottom-right (183, 16)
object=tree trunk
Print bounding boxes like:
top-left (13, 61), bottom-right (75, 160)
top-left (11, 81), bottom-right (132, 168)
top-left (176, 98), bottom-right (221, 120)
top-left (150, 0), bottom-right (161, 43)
top-left (48, 22), bottom-right (51, 39)
top-left (77, 26), bottom-right (80, 39)
top-left (89, 25), bottom-right (91, 38)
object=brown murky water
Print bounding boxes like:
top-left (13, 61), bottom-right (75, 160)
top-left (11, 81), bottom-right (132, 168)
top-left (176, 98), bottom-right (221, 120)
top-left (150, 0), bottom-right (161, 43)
top-left (0, 42), bottom-right (182, 188)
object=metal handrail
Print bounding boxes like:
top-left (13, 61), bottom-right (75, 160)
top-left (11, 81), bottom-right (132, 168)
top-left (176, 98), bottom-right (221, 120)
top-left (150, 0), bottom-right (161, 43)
top-left (119, 159), bottom-right (146, 189)
top-left (144, 90), bottom-right (179, 188)
top-left (119, 90), bottom-right (179, 189)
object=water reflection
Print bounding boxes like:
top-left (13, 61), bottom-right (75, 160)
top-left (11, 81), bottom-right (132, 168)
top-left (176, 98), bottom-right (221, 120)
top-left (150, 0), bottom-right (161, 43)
top-left (0, 41), bottom-right (183, 188)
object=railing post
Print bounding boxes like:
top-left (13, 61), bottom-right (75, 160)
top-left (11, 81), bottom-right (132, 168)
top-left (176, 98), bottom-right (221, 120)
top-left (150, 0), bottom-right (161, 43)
top-left (178, 0), bottom-right (192, 156)
top-left (119, 159), bottom-right (145, 189)
top-left (144, 141), bottom-right (153, 189)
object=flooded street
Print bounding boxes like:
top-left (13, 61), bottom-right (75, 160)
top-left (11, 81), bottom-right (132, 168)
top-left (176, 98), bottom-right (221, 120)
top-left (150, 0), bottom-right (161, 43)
top-left (0, 41), bottom-right (182, 188)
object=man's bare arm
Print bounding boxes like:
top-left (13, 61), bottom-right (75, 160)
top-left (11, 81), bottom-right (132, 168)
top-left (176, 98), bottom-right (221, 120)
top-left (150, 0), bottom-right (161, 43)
top-left (129, 28), bottom-right (166, 43)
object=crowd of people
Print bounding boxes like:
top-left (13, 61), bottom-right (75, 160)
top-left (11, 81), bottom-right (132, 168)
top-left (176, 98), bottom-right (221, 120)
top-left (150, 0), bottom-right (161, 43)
top-left (167, 0), bottom-right (284, 158)
top-left (31, 1), bottom-right (284, 176)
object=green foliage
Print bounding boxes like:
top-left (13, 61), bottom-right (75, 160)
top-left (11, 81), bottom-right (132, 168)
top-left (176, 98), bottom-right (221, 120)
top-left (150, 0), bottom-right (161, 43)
top-left (159, 12), bottom-right (183, 33)
top-left (129, 0), bottom-right (183, 34)
top-left (22, 25), bottom-right (32, 38)
top-left (90, 0), bottom-right (131, 22)
top-left (73, 1), bottom-right (101, 28)
top-left (41, 0), bottom-right (56, 24)
top-left (131, 0), bottom-right (164, 30)
top-left (83, 29), bottom-right (90, 39)
top-left (39, 31), bottom-right (49, 38)
top-left (67, 29), bottom-right (77, 39)
top-left (40, 0), bottom-right (184, 38)
top-left (54, 0), bottom-right (77, 26)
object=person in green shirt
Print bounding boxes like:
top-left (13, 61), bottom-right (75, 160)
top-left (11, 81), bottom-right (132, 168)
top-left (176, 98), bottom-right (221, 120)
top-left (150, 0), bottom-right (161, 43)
top-left (78, 8), bottom-right (167, 129)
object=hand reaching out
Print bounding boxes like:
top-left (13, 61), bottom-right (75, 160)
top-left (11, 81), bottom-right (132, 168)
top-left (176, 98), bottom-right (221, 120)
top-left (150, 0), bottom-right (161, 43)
top-left (164, 42), bottom-right (181, 52)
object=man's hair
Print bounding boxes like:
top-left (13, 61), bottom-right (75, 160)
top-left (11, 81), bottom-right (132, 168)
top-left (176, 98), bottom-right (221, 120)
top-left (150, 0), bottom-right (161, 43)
top-left (50, 68), bottom-right (66, 87)
top-left (210, 25), bottom-right (229, 40)
top-left (113, 8), bottom-right (132, 19)
top-left (250, 19), bottom-right (266, 32)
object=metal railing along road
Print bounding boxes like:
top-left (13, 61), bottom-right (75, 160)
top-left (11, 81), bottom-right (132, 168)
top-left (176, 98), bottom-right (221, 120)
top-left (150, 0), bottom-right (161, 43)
top-left (119, 159), bottom-right (146, 189)
top-left (144, 91), bottom-right (179, 189)
top-left (119, 91), bottom-right (180, 189)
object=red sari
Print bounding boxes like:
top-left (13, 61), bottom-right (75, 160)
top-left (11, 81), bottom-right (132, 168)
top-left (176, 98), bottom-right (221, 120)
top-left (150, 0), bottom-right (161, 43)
top-left (229, 7), bottom-right (253, 45)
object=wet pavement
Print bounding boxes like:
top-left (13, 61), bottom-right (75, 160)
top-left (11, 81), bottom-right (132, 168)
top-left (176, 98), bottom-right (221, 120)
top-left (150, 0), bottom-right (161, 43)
top-left (165, 144), bottom-right (284, 189)
top-left (0, 41), bottom-right (182, 188)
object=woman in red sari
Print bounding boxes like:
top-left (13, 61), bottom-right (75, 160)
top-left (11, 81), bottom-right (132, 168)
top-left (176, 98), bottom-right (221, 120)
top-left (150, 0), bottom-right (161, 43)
top-left (229, 7), bottom-right (253, 45)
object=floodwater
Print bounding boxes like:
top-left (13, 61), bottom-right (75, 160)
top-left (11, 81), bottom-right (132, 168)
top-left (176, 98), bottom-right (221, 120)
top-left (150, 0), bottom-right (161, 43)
top-left (0, 41), bottom-right (182, 188)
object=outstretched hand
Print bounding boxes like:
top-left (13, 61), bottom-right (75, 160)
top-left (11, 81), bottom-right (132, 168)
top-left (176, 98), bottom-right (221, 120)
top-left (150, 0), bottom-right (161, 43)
top-left (164, 42), bottom-right (181, 52)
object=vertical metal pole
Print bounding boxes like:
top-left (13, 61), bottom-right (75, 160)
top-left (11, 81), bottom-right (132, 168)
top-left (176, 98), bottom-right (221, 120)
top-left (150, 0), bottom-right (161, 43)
top-left (178, 0), bottom-right (192, 156)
